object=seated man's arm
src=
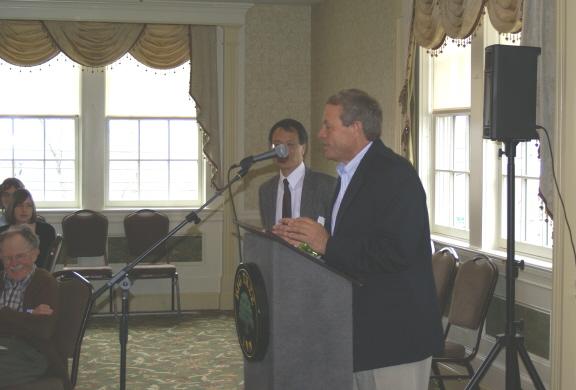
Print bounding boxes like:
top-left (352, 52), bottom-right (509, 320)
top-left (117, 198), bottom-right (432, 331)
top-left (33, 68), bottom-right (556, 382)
top-left (0, 274), bottom-right (59, 340)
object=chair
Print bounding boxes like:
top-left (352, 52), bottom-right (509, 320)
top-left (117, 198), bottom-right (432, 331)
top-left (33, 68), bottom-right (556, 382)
top-left (45, 235), bottom-right (64, 273)
top-left (11, 271), bottom-right (93, 390)
top-left (430, 255), bottom-right (499, 390)
top-left (61, 209), bottom-right (114, 313)
top-left (431, 246), bottom-right (459, 315)
top-left (123, 209), bottom-right (181, 314)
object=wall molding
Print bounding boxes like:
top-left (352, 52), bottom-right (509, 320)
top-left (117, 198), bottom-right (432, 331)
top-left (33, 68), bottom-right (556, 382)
top-left (0, 0), bottom-right (251, 25)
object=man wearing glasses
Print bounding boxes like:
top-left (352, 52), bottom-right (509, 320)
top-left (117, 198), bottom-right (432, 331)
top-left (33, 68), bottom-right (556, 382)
top-left (259, 118), bottom-right (336, 231)
top-left (0, 226), bottom-right (67, 388)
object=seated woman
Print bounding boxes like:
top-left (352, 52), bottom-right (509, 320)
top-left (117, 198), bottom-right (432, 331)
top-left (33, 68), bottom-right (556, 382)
top-left (0, 189), bottom-right (56, 270)
top-left (0, 177), bottom-right (25, 226)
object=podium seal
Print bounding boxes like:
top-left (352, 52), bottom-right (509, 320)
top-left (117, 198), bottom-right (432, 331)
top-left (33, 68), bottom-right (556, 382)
top-left (233, 262), bottom-right (269, 361)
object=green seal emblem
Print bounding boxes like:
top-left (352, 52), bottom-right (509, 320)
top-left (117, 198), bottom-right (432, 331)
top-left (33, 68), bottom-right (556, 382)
top-left (233, 263), bottom-right (269, 361)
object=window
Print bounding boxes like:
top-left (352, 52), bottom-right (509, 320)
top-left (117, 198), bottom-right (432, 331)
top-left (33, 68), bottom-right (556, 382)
top-left (0, 54), bottom-right (79, 205)
top-left (501, 141), bottom-right (553, 256)
top-left (426, 42), bottom-right (471, 239)
top-left (419, 18), bottom-right (553, 261)
top-left (434, 114), bottom-right (469, 233)
top-left (106, 55), bottom-right (202, 207)
top-left (0, 53), bottom-right (203, 209)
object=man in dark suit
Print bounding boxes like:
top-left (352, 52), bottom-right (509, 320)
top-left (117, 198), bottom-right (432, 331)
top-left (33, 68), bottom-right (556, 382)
top-left (259, 118), bottom-right (336, 231)
top-left (273, 90), bottom-right (443, 390)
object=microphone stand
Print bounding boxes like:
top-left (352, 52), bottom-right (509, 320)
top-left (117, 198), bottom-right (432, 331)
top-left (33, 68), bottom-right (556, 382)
top-left (92, 164), bottom-right (252, 390)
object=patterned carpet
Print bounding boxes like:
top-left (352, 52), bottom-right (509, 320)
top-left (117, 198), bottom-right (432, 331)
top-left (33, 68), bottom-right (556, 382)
top-left (77, 311), bottom-right (442, 390)
top-left (76, 311), bottom-right (244, 390)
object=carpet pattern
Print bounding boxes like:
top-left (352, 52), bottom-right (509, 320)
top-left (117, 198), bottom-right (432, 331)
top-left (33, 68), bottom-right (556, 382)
top-left (76, 312), bottom-right (244, 390)
top-left (76, 312), bottom-right (442, 390)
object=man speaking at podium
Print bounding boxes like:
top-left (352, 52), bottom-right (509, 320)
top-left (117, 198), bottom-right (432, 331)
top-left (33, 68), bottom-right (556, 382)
top-left (273, 89), bottom-right (443, 390)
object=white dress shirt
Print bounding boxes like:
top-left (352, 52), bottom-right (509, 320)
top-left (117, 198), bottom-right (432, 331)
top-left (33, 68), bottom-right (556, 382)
top-left (275, 162), bottom-right (306, 225)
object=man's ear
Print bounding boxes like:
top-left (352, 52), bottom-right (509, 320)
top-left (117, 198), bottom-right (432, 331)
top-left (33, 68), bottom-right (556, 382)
top-left (351, 121), bottom-right (365, 139)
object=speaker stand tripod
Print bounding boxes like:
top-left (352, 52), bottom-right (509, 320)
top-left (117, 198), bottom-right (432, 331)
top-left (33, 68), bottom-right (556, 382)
top-left (465, 140), bottom-right (546, 390)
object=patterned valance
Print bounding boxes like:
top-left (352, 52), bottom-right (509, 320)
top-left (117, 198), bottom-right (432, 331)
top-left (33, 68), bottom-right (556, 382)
top-left (413, 0), bottom-right (523, 49)
top-left (0, 20), bottom-right (191, 68)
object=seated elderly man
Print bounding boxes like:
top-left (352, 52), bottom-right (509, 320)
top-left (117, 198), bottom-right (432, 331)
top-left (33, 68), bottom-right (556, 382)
top-left (0, 226), bottom-right (68, 388)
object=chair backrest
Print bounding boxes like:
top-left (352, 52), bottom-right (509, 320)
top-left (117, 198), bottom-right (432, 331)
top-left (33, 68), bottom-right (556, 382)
top-left (45, 235), bottom-right (64, 273)
top-left (53, 272), bottom-right (93, 387)
top-left (123, 209), bottom-right (170, 261)
top-left (431, 247), bottom-right (459, 314)
top-left (62, 209), bottom-right (109, 261)
top-left (447, 255), bottom-right (499, 331)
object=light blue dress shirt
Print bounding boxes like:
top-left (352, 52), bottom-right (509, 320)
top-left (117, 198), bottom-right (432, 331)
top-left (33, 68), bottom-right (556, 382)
top-left (331, 142), bottom-right (372, 234)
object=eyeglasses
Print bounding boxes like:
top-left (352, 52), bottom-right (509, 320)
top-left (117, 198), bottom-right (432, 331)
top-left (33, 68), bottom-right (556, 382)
top-left (0, 250), bottom-right (33, 263)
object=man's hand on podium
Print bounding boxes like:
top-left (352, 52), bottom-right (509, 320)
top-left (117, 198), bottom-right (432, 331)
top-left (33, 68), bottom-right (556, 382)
top-left (272, 217), bottom-right (328, 256)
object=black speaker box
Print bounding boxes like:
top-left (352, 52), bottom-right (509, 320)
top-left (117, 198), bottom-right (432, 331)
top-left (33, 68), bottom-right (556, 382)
top-left (483, 44), bottom-right (541, 141)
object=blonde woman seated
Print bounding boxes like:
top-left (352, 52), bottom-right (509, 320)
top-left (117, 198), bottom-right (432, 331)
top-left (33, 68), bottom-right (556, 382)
top-left (0, 189), bottom-right (56, 270)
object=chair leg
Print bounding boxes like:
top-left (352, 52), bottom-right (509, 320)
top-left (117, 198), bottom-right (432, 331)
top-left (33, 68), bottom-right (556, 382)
top-left (175, 274), bottom-right (181, 315)
top-left (432, 361), bottom-right (446, 390)
top-left (109, 286), bottom-right (117, 317)
top-left (171, 275), bottom-right (175, 312)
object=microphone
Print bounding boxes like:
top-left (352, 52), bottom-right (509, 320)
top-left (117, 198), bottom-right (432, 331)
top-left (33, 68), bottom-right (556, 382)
top-left (235, 144), bottom-right (289, 169)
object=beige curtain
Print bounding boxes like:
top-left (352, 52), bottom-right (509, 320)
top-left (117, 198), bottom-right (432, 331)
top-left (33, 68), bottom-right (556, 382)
top-left (0, 20), bottom-right (220, 188)
top-left (189, 26), bottom-right (222, 190)
top-left (522, 1), bottom-right (556, 219)
top-left (400, 0), bottom-right (523, 162)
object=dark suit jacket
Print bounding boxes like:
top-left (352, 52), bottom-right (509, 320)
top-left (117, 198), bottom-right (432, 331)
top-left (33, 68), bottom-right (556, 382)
top-left (259, 167), bottom-right (336, 231)
top-left (324, 139), bottom-right (443, 372)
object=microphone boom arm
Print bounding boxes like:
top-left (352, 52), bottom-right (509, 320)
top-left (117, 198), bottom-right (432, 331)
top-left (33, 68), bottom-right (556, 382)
top-left (92, 168), bottom-right (246, 301)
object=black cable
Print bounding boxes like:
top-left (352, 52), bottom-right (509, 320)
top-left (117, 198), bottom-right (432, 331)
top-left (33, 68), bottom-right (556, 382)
top-left (227, 165), bottom-right (243, 264)
top-left (536, 125), bottom-right (576, 264)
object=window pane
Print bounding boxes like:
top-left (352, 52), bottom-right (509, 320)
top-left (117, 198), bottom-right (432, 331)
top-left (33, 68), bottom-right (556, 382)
top-left (106, 54), bottom-right (195, 117)
top-left (170, 161), bottom-right (199, 200)
top-left (525, 141), bottom-right (541, 177)
top-left (453, 173), bottom-right (469, 229)
top-left (435, 171), bottom-right (452, 227)
top-left (0, 54), bottom-right (80, 115)
top-left (453, 115), bottom-right (469, 171)
top-left (501, 139), bottom-right (551, 248)
top-left (109, 161), bottom-right (139, 200)
top-left (432, 42), bottom-right (471, 109)
top-left (108, 118), bottom-right (201, 203)
top-left (45, 119), bottom-right (76, 160)
top-left (44, 160), bottom-right (76, 201)
top-left (140, 161), bottom-right (169, 200)
top-left (141, 121), bottom-right (169, 160)
top-left (109, 120), bottom-right (139, 160)
top-left (433, 113), bottom-right (469, 232)
top-left (0, 117), bottom-right (76, 203)
top-left (171, 120), bottom-right (199, 160)
top-left (0, 119), bottom-right (12, 159)
top-left (14, 119), bottom-right (44, 160)
top-left (435, 117), bottom-right (452, 170)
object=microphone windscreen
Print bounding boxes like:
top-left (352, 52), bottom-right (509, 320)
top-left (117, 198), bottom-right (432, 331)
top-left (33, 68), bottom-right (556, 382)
top-left (275, 144), bottom-right (289, 159)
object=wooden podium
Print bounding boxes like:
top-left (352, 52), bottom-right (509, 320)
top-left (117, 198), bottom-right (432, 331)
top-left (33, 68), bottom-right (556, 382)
top-left (234, 222), bottom-right (359, 390)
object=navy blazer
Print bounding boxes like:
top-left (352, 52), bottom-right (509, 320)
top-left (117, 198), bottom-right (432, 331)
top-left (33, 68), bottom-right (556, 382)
top-left (259, 167), bottom-right (336, 231)
top-left (324, 139), bottom-right (443, 372)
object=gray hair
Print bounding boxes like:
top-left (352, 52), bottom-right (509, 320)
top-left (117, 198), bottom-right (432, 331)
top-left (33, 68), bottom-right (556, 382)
top-left (326, 89), bottom-right (382, 141)
top-left (0, 225), bottom-right (40, 251)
